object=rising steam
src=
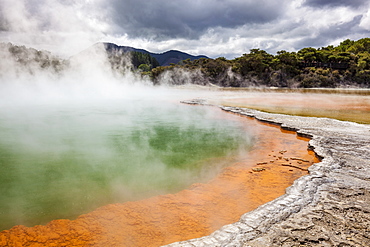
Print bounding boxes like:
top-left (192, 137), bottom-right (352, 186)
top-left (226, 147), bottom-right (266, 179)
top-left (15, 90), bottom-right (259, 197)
top-left (0, 42), bottom-right (254, 231)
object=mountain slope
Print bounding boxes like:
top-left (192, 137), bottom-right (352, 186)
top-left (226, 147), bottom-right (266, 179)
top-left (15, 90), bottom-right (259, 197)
top-left (102, 43), bottom-right (208, 66)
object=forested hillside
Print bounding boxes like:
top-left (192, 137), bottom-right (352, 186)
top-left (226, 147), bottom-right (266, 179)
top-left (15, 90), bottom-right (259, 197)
top-left (0, 42), bottom-right (68, 76)
top-left (103, 43), bottom-right (207, 67)
top-left (1, 38), bottom-right (370, 88)
top-left (0, 42), bottom-right (158, 77)
top-left (149, 38), bottom-right (370, 88)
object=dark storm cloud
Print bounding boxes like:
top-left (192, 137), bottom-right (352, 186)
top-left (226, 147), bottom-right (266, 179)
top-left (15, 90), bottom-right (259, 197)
top-left (293, 15), bottom-right (365, 50)
top-left (304, 0), bottom-right (366, 8)
top-left (1, 0), bottom-right (369, 58)
top-left (110, 0), bottom-right (286, 39)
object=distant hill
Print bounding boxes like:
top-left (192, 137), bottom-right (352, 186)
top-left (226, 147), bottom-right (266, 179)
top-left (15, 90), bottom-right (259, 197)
top-left (0, 42), bottom-right (67, 76)
top-left (102, 42), bottom-right (208, 66)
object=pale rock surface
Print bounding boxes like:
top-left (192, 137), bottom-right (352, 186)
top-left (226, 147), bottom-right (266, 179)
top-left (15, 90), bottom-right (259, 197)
top-left (165, 101), bottom-right (370, 247)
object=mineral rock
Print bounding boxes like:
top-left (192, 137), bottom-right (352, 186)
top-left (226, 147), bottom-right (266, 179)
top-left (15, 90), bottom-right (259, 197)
top-left (165, 105), bottom-right (370, 247)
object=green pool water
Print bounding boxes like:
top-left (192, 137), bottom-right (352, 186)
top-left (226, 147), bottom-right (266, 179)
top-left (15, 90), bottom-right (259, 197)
top-left (0, 98), bottom-right (253, 230)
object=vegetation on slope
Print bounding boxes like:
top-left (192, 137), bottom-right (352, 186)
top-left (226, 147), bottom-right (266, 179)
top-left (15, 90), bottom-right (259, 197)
top-left (103, 42), bottom-right (207, 67)
top-left (149, 38), bottom-right (370, 88)
top-left (0, 42), bottom-right (68, 77)
top-left (1, 38), bottom-right (370, 88)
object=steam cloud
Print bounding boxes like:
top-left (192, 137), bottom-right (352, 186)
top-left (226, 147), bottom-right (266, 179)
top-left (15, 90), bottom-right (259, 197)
top-left (0, 39), bottom-right (256, 230)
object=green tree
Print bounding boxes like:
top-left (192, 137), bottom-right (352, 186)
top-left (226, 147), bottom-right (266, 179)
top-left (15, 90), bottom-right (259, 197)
top-left (131, 52), bottom-right (159, 69)
top-left (234, 49), bottom-right (273, 76)
top-left (138, 63), bottom-right (151, 72)
top-left (297, 47), bottom-right (317, 61)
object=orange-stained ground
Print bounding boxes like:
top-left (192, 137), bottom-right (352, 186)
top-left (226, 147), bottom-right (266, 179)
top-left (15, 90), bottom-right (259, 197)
top-left (0, 110), bottom-right (320, 247)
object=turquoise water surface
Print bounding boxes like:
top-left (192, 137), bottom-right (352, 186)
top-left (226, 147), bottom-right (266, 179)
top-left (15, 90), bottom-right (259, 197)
top-left (0, 97), bottom-right (253, 230)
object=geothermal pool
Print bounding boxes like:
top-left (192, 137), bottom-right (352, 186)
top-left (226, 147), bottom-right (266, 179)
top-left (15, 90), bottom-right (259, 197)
top-left (1, 86), bottom-right (367, 246)
top-left (0, 97), bottom-right (253, 231)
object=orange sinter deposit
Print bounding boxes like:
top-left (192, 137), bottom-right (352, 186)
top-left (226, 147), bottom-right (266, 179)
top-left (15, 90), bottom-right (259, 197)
top-left (0, 109), bottom-right (320, 247)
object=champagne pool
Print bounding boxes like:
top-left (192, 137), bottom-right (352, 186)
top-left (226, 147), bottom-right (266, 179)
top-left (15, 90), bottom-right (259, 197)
top-left (0, 97), bottom-right (254, 231)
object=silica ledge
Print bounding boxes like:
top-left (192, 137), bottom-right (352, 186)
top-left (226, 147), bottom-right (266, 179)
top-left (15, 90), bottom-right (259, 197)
top-left (167, 100), bottom-right (370, 246)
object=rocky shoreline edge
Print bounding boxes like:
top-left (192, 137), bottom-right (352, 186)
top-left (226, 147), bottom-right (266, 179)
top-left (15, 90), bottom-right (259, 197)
top-left (165, 99), bottom-right (370, 247)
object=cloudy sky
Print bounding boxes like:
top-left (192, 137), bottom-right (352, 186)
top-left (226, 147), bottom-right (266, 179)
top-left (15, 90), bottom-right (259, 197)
top-left (1, 0), bottom-right (370, 58)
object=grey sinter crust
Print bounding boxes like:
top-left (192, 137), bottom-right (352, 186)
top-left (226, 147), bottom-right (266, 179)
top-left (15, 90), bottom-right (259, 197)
top-left (164, 99), bottom-right (370, 247)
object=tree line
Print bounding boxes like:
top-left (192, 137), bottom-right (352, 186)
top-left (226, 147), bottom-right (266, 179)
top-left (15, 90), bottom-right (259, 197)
top-left (0, 43), bottom-right (159, 77)
top-left (2, 38), bottom-right (370, 88)
top-left (147, 38), bottom-right (370, 88)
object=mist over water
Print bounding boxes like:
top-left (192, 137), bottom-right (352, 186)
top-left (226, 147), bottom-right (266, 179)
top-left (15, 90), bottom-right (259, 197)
top-left (0, 46), bottom-right (254, 230)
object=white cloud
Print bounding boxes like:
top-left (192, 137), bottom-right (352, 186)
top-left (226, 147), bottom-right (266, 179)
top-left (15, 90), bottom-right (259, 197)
top-left (0, 0), bottom-right (110, 56)
top-left (360, 9), bottom-right (370, 31)
top-left (0, 0), bottom-right (39, 32)
top-left (0, 0), bottom-right (369, 58)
